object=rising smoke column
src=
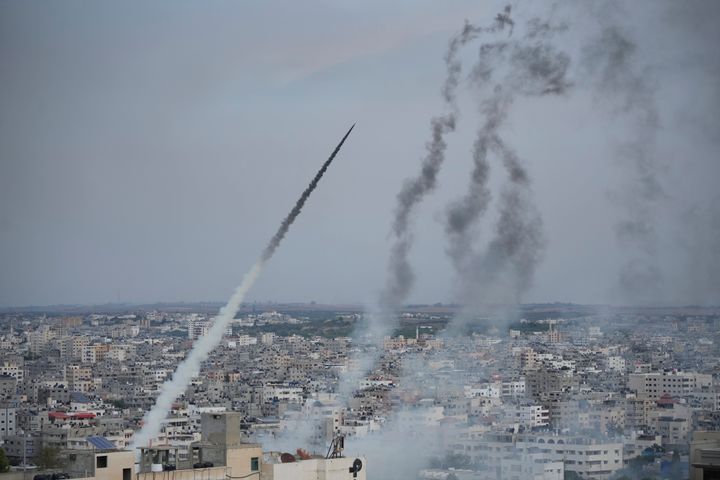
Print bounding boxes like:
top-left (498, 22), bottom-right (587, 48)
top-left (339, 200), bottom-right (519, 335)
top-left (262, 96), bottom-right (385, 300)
top-left (581, 24), bottom-right (663, 303)
top-left (131, 124), bottom-right (354, 450)
top-left (379, 115), bottom-right (454, 314)
top-left (324, 13), bottom-right (514, 442)
top-left (379, 8), bottom-right (516, 316)
top-left (340, 6), bottom-right (550, 413)
top-left (334, 9), bottom-right (516, 409)
top-left (455, 135), bottom-right (543, 307)
top-left (444, 14), bottom-right (570, 313)
top-left (444, 90), bottom-right (506, 274)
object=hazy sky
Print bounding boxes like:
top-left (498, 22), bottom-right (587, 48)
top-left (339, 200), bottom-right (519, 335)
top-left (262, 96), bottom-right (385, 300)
top-left (1, 0), bottom-right (718, 307)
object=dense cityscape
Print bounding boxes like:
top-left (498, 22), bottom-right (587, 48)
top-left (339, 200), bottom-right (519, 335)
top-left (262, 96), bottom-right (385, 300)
top-left (2, 0), bottom-right (718, 479)
top-left (0, 303), bottom-right (718, 479)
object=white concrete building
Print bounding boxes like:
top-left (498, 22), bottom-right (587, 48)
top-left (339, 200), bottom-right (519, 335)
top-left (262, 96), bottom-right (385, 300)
top-left (629, 371), bottom-right (713, 400)
top-left (452, 432), bottom-right (623, 480)
top-left (501, 380), bottom-right (527, 398)
top-left (188, 316), bottom-right (210, 340)
top-left (0, 405), bottom-right (16, 439)
top-left (464, 384), bottom-right (501, 399)
top-left (605, 356), bottom-right (626, 372)
top-left (0, 360), bottom-right (24, 383)
top-left (504, 405), bottom-right (550, 429)
top-left (262, 455), bottom-right (366, 480)
top-left (500, 453), bottom-right (564, 480)
top-left (237, 334), bottom-right (258, 346)
top-left (263, 385), bottom-right (304, 404)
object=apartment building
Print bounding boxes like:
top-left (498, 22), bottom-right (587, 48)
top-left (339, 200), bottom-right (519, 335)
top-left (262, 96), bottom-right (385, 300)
top-left (0, 359), bottom-right (24, 383)
top-left (452, 432), bottom-right (624, 480)
top-left (0, 405), bottom-right (16, 439)
top-left (628, 371), bottom-right (712, 400)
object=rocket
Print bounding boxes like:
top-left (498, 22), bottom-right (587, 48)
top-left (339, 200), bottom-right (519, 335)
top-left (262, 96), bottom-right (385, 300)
top-left (323, 123), bottom-right (355, 171)
top-left (259, 123), bottom-right (356, 262)
top-left (338, 123), bottom-right (356, 148)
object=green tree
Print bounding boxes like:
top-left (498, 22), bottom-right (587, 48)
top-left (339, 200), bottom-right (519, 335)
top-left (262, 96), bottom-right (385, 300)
top-left (109, 398), bottom-right (127, 409)
top-left (564, 471), bottom-right (582, 480)
top-left (0, 447), bottom-right (10, 473)
top-left (35, 446), bottom-right (61, 470)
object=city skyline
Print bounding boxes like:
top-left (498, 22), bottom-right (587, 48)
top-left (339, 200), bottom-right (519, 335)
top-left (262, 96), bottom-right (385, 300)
top-left (2, 3), bottom-right (720, 478)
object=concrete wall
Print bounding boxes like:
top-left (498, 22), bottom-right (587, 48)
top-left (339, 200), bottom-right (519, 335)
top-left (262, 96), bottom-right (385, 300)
top-left (263, 457), bottom-right (366, 480)
top-left (136, 466), bottom-right (228, 480)
top-left (226, 445), bottom-right (262, 479)
top-left (92, 450), bottom-right (134, 480)
top-left (202, 412), bottom-right (241, 447)
top-left (690, 431), bottom-right (720, 480)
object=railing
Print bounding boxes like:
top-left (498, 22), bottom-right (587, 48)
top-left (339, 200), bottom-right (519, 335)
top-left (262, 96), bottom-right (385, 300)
top-left (135, 466), bottom-right (228, 480)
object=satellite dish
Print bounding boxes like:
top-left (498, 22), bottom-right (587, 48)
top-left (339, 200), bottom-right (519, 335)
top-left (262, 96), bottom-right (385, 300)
top-left (349, 458), bottom-right (362, 473)
top-left (280, 453), bottom-right (296, 463)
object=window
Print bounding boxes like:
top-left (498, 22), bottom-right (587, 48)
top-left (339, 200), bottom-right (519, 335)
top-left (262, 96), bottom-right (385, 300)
top-left (123, 468), bottom-right (131, 480)
top-left (97, 455), bottom-right (108, 468)
top-left (251, 457), bottom-right (259, 471)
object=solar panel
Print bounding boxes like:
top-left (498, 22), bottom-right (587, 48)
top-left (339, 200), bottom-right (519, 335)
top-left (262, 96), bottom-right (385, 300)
top-left (86, 436), bottom-right (116, 450)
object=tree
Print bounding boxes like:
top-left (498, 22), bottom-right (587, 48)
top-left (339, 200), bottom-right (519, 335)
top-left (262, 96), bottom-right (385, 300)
top-left (35, 446), bottom-right (61, 470)
top-left (0, 447), bottom-right (10, 473)
top-left (564, 471), bottom-right (582, 480)
top-left (442, 453), bottom-right (471, 469)
top-left (109, 398), bottom-right (127, 409)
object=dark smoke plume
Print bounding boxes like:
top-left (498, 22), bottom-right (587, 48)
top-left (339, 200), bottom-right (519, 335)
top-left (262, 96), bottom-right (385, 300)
top-left (444, 13), bottom-right (569, 308)
top-left (380, 114), bottom-right (454, 312)
top-left (344, 8), bottom-right (519, 425)
top-left (444, 92), bottom-right (503, 268)
top-left (463, 136), bottom-right (543, 302)
top-left (381, 7), bottom-right (516, 313)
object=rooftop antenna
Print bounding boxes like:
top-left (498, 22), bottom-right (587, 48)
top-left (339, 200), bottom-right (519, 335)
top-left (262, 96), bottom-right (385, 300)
top-left (326, 434), bottom-right (344, 459)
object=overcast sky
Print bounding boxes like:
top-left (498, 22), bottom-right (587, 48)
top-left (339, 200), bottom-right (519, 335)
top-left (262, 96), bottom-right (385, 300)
top-left (1, 0), bottom-right (718, 308)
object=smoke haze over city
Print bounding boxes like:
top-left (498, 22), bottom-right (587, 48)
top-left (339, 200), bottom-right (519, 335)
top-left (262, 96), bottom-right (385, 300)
top-left (1, 3), bottom-right (720, 480)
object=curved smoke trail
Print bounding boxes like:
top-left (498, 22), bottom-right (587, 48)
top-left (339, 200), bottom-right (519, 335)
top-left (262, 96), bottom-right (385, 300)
top-left (444, 12), bottom-right (569, 313)
top-left (323, 7), bottom-right (520, 445)
top-left (131, 124), bottom-right (354, 451)
top-left (379, 6), bottom-right (515, 322)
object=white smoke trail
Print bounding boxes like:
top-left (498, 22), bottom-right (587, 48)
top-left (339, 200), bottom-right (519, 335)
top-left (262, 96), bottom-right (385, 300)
top-left (131, 261), bottom-right (264, 450)
top-left (130, 123), bottom-right (354, 452)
